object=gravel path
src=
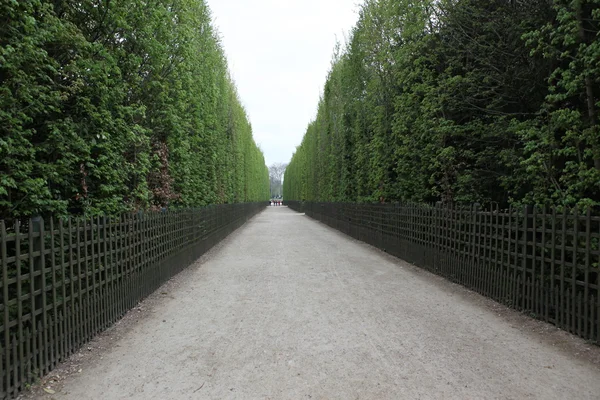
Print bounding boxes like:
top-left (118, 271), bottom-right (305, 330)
top-left (30, 207), bottom-right (600, 399)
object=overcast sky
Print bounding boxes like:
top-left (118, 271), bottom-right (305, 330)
top-left (206, 0), bottom-right (360, 167)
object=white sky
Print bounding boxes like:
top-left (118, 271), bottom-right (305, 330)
top-left (206, 0), bottom-right (361, 167)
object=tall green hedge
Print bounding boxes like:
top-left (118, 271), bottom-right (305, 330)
top-left (284, 0), bottom-right (600, 208)
top-left (0, 0), bottom-right (269, 220)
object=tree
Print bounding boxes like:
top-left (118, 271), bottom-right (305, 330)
top-left (269, 163), bottom-right (287, 198)
top-left (518, 0), bottom-right (600, 207)
top-left (284, 0), bottom-right (598, 208)
top-left (0, 0), bottom-right (269, 220)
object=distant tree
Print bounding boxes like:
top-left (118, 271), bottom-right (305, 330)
top-left (269, 163), bottom-right (287, 198)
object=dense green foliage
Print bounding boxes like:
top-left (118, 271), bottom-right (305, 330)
top-left (0, 0), bottom-right (269, 220)
top-left (284, 0), bottom-right (600, 208)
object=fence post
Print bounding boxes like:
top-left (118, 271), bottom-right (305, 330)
top-left (522, 205), bottom-right (530, 311)
top-left (584, 208), bottom-right (591, 338)
top-left (1, 221), bottom-right (9, 395)
top-left (471, 204), bottom-right (478, 271)
top-left (572, 206), bottom-right (578, 334)
top-left (31, 216), bottom-right (45, 376)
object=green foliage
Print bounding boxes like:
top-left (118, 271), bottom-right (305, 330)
top-left (519, 0), bottom-right (600, 207)
top-left (0, 0), bottom-right (269, 220)
top-left (284, 0), bottom-right (600, 208)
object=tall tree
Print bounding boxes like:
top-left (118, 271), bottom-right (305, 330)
top-left (285, 0), bottom-right (598, 208)
top-left (0, 0), bottom-right (269, 221)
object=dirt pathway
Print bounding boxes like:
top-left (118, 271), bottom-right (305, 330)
top-left (30, 207), bottom-right (600, 399)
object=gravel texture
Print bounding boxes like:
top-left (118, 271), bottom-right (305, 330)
top-left (24, 206), bottom-right (600, 399)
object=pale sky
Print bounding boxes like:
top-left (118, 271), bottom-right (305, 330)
top-left (206, 0), bottom-right (361, 167)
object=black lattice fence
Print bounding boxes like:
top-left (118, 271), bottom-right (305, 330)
top-left (0, 203), bottom-right (265, 399)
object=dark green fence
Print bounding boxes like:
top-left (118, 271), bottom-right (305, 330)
top-left (288, 201), bottom-right (600, 343)
top-left (0, 203), bottom-right (265, 399)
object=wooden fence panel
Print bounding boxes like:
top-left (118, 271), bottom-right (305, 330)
top-left (0, 203), bottom-right (265, 399)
